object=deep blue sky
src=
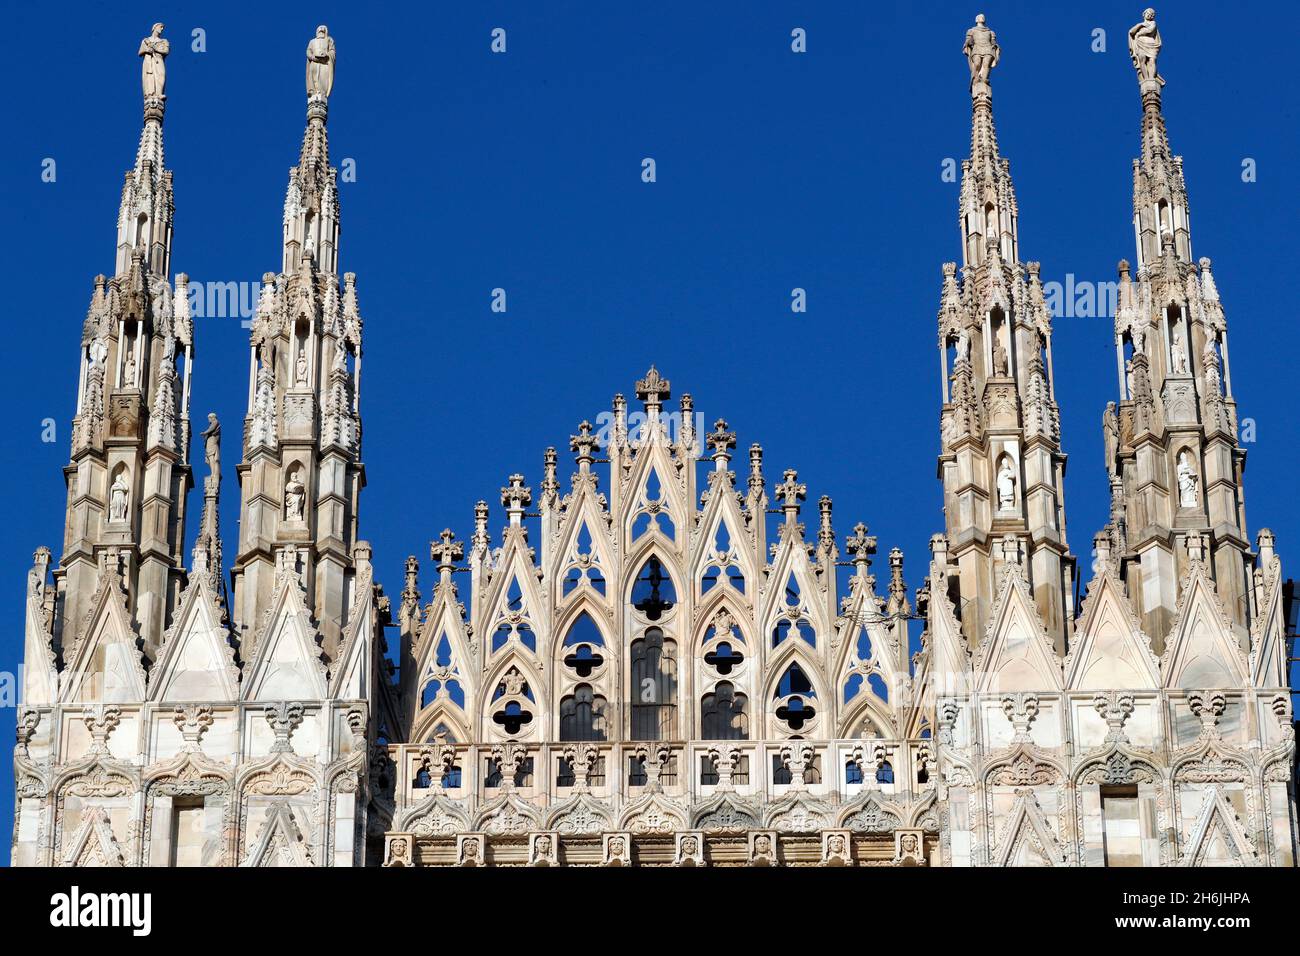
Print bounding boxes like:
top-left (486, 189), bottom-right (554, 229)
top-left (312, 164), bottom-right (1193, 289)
top-left (1, 2), bottom-right (1296, 856)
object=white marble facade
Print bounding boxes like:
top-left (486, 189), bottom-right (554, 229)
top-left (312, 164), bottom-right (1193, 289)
top-left (13, 14), bottom-right (1296, 868)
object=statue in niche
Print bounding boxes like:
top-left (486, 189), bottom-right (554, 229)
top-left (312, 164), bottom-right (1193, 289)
top-left (284, 467), bottom-right (306, 522)
top-left (962, 14), bottom-right (999, 88)
top-left (1176, 451), bottom-right (1198, 508)
top-left (955, 328), bottom-right (970, 365)
top-left (295, 344), bottom-right (308, 385)
top-left (1124, 359), bottom-right (1135, 399)
top-left (139, 23), bottom-right (169, 100)
top-left (1203, 340), bottom-right (1221, 392)
top-left (1131, 324), bottom-right (1145, 355)
top-left (123, 343), bottom-right (137, 388)
top-left (1128, 8), bottom-right (1164, 87)
top-left (109, 472), bottom-right (129, 522)
top-left (1170, 328), bottom-right (1189, 375)
top-left (992, 338), bottom-right (1009, 377)
top-left (89, 337), bottom-right (108, 368)
top-left (306, 25), bottom-right (336, 99)
top-left (996, 457), bottom-right (1017, 511)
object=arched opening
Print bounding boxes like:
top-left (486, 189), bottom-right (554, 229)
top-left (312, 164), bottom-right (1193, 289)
top-left (700, 681), bottom-right (748, 740)
top-left (630, 627), bottom-right (677, 740)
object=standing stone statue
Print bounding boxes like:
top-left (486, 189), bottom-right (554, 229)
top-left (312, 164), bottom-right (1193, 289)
top-left (201, 413), bottom-right (221, 486)
top-left (1203, 340), bottom-right (1222, 393)
top-left (123, 343), bottom-right (137, 388)
top-left (996, 457), bottom-right (1016, 511)
top-left (1170, 328), bottom-right (1189, 375)
top-left (1128, 8), bottom-right (1164, 87)
top-left (1103, 401), bottom-right (1119, 467)
top-left (139, 23), bottom-right (169, 100)
top-left (992, 339), bottom-right (1009, 377)
top-left (285, 468), bottom-right (306, 522)
top-left (955, 328), bottom-right (970, 365)
top-left (963, 14), bottom-right (1000, 90)
top-left (109, 472), bottom-right (130, 522)
top-left (1176, 450), bottom-right (1198, 508)
top-left (296, 345), bottom-right (309, 385)
top-left (307, 25), bottom-right (336, 99)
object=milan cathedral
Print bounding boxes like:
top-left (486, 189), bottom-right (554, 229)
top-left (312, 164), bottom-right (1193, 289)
top-left (13, 12), bottom-right (1295, 868)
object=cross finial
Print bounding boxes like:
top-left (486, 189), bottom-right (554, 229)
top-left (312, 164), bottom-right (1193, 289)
top-left (570, 420), bottom-right (600, 468)
top-left (635, 365), bottom-right (671, 411)
top-left (845, 522), bottom-right (877, 567)
top-left (431, 529), bottom-right (464, 572)
top-left (500, 474), bottom-right (532, 516)
top-left (707, 418), bottom-right (736, 468)
top-left (775, 468), bottom-right (806, 512)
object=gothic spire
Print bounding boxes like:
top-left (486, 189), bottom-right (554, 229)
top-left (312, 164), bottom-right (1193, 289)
top-left (1105, 8), bottom-right (1257, 644)
top-left (959, 13), bottom-right (1018, 268)
top-left (935, 16), bottom-right (1074, 653)
top-left (233, 25), bottom-right (369, 664)
top-left (284, 25), bottom-right (339, 275)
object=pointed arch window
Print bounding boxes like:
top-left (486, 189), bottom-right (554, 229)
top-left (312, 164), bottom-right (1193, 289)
top-left (701, 682), bottom-right (748, 740)
top-left (559, 684), bottom-right (608, 741)
top-left (630, 627), bottom-right (677, 740)
top-left (631, 557), bottom-right (677, 620)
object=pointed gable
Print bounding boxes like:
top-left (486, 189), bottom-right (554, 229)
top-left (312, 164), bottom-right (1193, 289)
top-left (61, 805), bottom-right (126, 867)
top-left (241, 576), bottom-right (327, 701)
top-left (995, 790), bottom-right (1066, 867)
top-left (1183, 788), bottom-right (1258, 866)
top-left (1066, 572), bottom-right (1159, 690)
top-left (148, 575), bottom-right (239, 702)
top-left (61, 577), bottom-right (147, 704)
top-left (330, 577), bottom-right (375, 699)
top-left (975, 568), bottom-right (1062, 693)
top-left (22, 591), bottom-right (57, 707)
top-left (242, 803), bottom-right (314, 867)
top-left (1161, 564), bottom-right (1247, 689)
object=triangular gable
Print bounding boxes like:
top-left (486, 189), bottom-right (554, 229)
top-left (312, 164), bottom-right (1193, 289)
top-left (690, 482), bottom-right (753, 587)
top-left (925, 571), bottom-right (972, 699)
top-left (1249, 563), bottom-right (1287, 688)
top-left (61, 805), bottom-right (126, 867)
top-left (1182, 788), bottom-right (1258, 867)
top-left (148, 574), bottom-right (239, 702)
top-left (330, 578), bottom-right (375, 700)
top-left (995, 790), bottom-right (1065, 867)
top-left (553, 485), bottom-right (616, 602)
top-left (242, 803), bottom-right (313, 867)
top-left (479, 529), bottom-right (546, 644)
top-left (22, 592), bottom-right (57, 707)
top-left (61, 577), bottom-right (147, 704)
top-left (241, 577), bottom-right (327, 701)
top-left (1161, 564), bottom-right (1247, 689)
top-left (975, 569), bottom-right (1062, 693)
top-left (1065, 572), bottom-right (1159, 690)
top-left (761, 531), bottom-right (828, 638)
top-left (622, 440), bottom-right (686, 544)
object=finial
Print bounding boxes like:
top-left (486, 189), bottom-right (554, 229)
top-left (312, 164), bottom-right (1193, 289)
top-left (139, 23), bottom-right (169, 118)
top-left (1128, 9), bottom-right (1165, 93)
top-left (635, 365), bottom-right (671, 412)
top-left (431, 529), bottom-right (465, 573)
top-left (706, 419), bottom-right (736, 468)
top-left (963, 14), bottom-right (999, 98)
top-left (570, 420), bottom-right (599, 469)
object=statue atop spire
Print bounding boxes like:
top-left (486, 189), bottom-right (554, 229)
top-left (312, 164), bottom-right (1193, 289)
top-left (963, 14), bottom-right (999, 96)
top-left (307, 25), bottom-right (336, 100)
top-left (139, 23), bottom-right (168, 117)
top-left (1128, 8), bottom-right (1165, 89)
